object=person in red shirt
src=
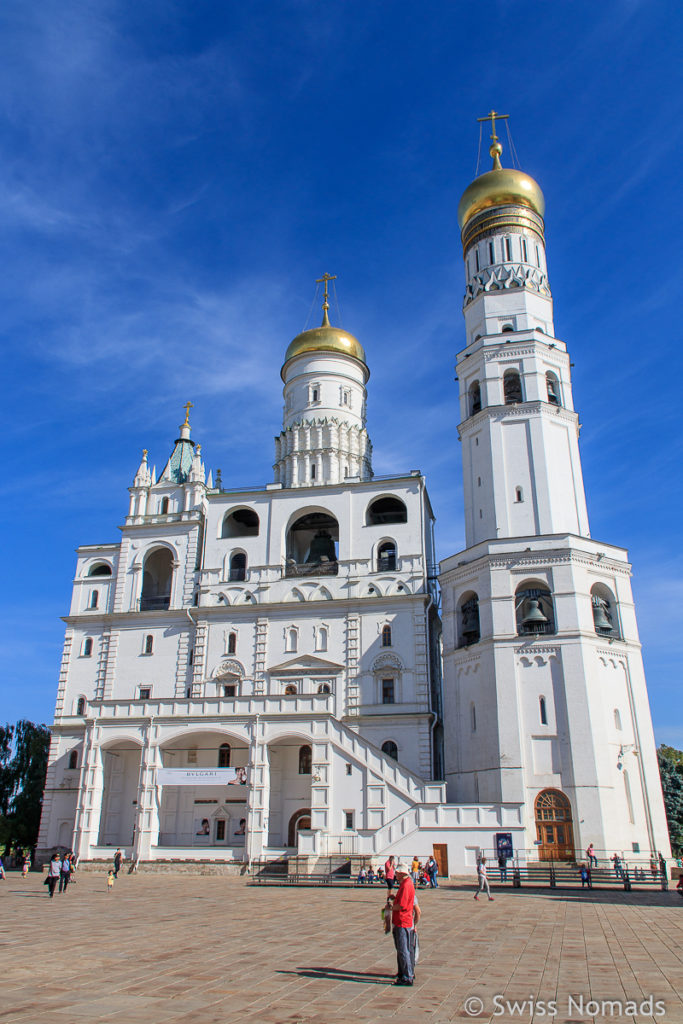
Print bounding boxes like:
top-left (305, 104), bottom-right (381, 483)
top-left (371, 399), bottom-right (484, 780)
top-left (391, 862), bottom-right (420, 985)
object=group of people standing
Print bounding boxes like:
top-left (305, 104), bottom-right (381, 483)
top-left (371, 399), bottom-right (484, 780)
top-left (45, 851), bottom-right (76, 897)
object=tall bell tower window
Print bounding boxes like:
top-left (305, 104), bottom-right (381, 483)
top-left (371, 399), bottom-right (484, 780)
top-left (469, 381), bottom-right (482, 415)
top-left (503, 370), bottom-right (523, 405)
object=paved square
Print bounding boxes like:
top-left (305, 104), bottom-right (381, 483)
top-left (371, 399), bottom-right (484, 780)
top-left (1, 873), bottom-right (682, 1023)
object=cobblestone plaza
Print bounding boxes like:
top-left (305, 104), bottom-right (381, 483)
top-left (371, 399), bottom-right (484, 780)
top-left (2, 874), bottom-right (682, 1023)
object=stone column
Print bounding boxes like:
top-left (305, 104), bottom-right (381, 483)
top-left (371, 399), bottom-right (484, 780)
top-left (73, 722), bottom-right (105, 861)
top-left (133, 721), bottom-right (162, 862)
top-left (246, 718), bottom-right (270, 864)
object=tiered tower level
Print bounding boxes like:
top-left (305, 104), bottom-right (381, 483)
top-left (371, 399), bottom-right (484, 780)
top-left (440, 114), bottom-right (670, 863)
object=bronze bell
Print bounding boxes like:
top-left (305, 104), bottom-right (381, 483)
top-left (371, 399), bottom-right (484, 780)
top-left (521, 598), bottom-right (548, 627)
top-left (592, 597), bottom-right (613, 632)
top-left (306, 530), bottom-right (336, 563)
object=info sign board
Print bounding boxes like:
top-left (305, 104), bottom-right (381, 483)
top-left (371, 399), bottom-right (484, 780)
top-left (157, 768), bottom-right (248, 787)
top-left (495, 832), bottom-right (514, 859)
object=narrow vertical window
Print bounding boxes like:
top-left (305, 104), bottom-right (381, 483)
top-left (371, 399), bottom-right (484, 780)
top-left (515, 487), bottom-right (523, 503)
top-left (540, 697), bottom-right (548, 725)
top-left (623, 770), bottom-right (635, 824)
top-left (475, 249), bottom-right (480, 272)
top-left (536, 245), bottom-right (541, 267)
top-left (89, 590), bottom-right (99, 609)
top-left (471, 703), bottom-right (477, 732)
top-left (488, 241), bottom-right (495, 264)
top-left (310, 462), bottom-right (316, 480)
top-left (381, 624), bottom-right (392, 647)
top-left (228, 632), bottom-right (237, 655)
top-left (382, 678), bottom-right (395, 704)
top-left (522, 238), bottom-right (528, 262)
top-left (160, 497), bottom-right (169, 514)
top-left (505, 237), bottom-right (512, 261)
top-left (144, 634), bottom-right (153, 655)
top-left (83, 638), bottom-right (93, 657)
top-left (614, 708), bottom-right (622, 731)
top-left (218, 743), bottom-right (231, 768)
top-left (68, 750), bottom-right (79, 769)
top-left (345, 811), bottom-right (354, 830)
top-left (76, 697), bottom-right (86, 716)
top-left (298, 745), bottom-right (312, 774)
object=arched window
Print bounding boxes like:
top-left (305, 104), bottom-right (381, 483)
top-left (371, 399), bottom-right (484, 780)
top-left (540, 697), bottom-right (548, 725)
top-left (89, 590), bottom-right (99, 609)
top-left (88, 563), bottom-right (111, 577)
top-left (286, 628), bottom-right (298, 653)
top-left (457, 592), bottom-right (480, 647)
top-left (377, 541), bottom-right (397, 572)
top-left (471, 703), bottom-right (477, 732)
top-left (503, 369), bottom-right (523, 405)
top-left (381, 741), bottom-right (398, 761)
top-left (591, 584), bottom-right (619, 638)
top-left (221, 508), bottom-right (260, 538)
top-left (144, 634), bottom-right (154, 655)
top-left (501, 323), bottom-right (515, 333)
top-left (141, 548), bottom-right (173, 611)
top-left (68, 750), bottom-right (78, 770)
top-left (469, 380), bottom-right (482, 415)
top-left (286, 510), bottom-right (339, 574)
top-left (284, 683), bottom-right (298, 696)
top-left (218, 743), bottom-right (231, 768)
top-left (228, 632), bottom-right (237, 655)
top-left (381, 624), bottom-right (392, 648)
top-left (76, 697), bottom-right (86, 716)
top-left (614, 708), bottom-right (622, 731)
top-left (546, 372), bottom-right (561, 406)
top-left (298, 745), bottom-right (312, 774)
top-left (514, 487), bottom-right (524, 503)
top-left (316, 626), bottom-right (328, 652)
top-left (229, 552), bottom-right (247, 582)
top-left (317, 683), bottom-right (331, 694)
top-left (515, 582), bottom-right (555, 635)
top-left (160, 497), bottom-right (170, 514)
top-left (366, 496), bottom-right (407, 526)
top-left (82, 638), bottom-right (93, 658)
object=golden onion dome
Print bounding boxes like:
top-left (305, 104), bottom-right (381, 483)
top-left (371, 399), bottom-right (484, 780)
top-left (458, 141), bottom-right (545, 229)
top-left (282, 309), bottom-right (366, 373)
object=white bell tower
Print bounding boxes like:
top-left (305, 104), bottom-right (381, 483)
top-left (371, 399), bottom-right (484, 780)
top-left (440, 113), bottom-right (671, 865)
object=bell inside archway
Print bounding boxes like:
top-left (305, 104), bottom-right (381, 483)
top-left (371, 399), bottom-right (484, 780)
top-left (306, 530), bottom-right (336, 563)
top-left (592, 597), bottom-right (613, 632)
top-left (521, 598), bottom-right (548, 628)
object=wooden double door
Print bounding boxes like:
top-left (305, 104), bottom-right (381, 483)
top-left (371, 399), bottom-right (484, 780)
top-left (535, 789), bottom-right (574, 861)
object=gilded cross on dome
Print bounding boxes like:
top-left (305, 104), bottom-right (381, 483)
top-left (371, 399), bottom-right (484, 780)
top-left (316, 272), bottom-right (337, 326)
top-left (182, 400), bottom-right (194, 427)
top-left (477, 110), bottom-right (509, 170)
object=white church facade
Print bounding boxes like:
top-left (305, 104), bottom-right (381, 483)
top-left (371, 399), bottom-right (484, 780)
top-left (36, 124), bottom-right (671, 872)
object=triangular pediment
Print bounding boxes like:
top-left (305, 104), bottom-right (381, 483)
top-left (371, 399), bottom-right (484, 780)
top-left (267, 654), bottom-right (344, 675)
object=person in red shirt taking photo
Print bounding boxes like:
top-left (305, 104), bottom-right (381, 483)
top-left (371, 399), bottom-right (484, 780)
top-left (391, 862), bottom-right (421, 986)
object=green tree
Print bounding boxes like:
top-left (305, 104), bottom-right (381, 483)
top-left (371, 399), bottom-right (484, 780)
top-left (657, 744), bottom-right (683, 855)
top-left (0, 721), bottom-right (51, 854)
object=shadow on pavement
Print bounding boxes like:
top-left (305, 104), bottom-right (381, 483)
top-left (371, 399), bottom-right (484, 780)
top-left (277, 967), bottom-right (392, 984)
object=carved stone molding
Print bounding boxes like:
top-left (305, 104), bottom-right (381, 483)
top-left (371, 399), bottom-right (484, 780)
top-left (463, 264), bottom-right (550, 307)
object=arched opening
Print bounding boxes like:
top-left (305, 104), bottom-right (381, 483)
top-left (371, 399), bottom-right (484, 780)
top-left (381, 624), bottom-right (392, 647)
top-left (381, 740), bottom-right (398, 761)
top-left (144, 634), bottom-right (154, 655)
top-left (229, 552), bottom-right (247, 582)
top-left (286, 628), bottom-right (298, 653)
top-left (298, 745), bottom-right (312, 775)
top-left (614, 708), bottom-right (622, 731)
top-left (515, 582), bottom-right (555, 635)
top-left (591, 583), bottom-right (620, 638)
top-left (88, 563), bottom-right (112, 577)
top-left (458, 591), bottom-right (481, 647)
top-left (141, 548), bottom-right (173, 611)
top-left (469, 380), bottom-right (482, 415)
top-left (218, 743), bottom-right (231, 768)
top-left (76, 697), bottom-right (86, 715)
top-left (82, 638), bottom-right (93, 658)
top-left (227, 632), bottom-right (237, 655)
top-left (286, 511), bottom-right (339, 577)
top-left (316, 626), bottom-right (328, 652)
top-left (377, 541), bottom-right (397, 572)
top-left (98, 741), bottom-right (143, 847)
top-left (222, 507), bottom-right (260, 538)
top-left (317, 683), bottom-right (331, 694)
top-left (546, 372), bottom-right (561, 406)
top-left (89, 590), bottom-right (99, 609)
top-left (539, 696), bottom-right (548, 725)
top-left (366, 496), bottom-right (407, 526)
top-left (503, 369), bottom-right (523, 405)
top-left (514, 486), bottom-right (524, 503)
top-left (534, 789), bottom-right (574, 861)
top-left (284, 683), bottom-right (298, 696)
top-left (287, 808), bottom-right (312, 848)
top-left (68, 750), bottom-right (78, 770)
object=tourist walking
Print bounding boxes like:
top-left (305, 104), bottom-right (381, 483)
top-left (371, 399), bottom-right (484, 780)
top-left (21, 853), bottom-right (31, 878)
top-left (107, 870), bottom-right (115, 893)
top-left (113, 848), bottom-right (123, 878)
top-left (391, 862), bottom-right (420, 986)
top-left (474, 856), bottom-right (494, 901)
top-left (46, 853), bottom-right (61, 898)
top-left (384, 855), bottom-right (396, 892)
top-left (586, 843), bottom-right (598, 868)
top-left (426, 855), bottom-right (438, 888)
top-left (58, 854), bottom-right (71, 893)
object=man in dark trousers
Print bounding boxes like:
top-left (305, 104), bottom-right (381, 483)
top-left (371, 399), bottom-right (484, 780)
top-left (113, 849), bottom-right (123, 878)
top-left (391, 862), bottom-right (420, 986)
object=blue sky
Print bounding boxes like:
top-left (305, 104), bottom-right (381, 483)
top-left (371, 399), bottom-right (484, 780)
top-left (1, 1), bottom-right (681, 745)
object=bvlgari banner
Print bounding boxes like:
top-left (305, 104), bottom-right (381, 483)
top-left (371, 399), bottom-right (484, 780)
top-left (157, 767), bottom-right (248, 787)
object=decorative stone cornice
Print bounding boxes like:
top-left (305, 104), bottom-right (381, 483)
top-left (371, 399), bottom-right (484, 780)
top-left (464, 264), bottom-right (550, 308)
